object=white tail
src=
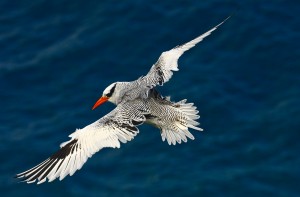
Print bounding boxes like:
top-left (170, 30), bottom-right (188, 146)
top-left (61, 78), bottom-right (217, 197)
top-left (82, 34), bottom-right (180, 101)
top-left (161, 99), bottom-right (203, 145)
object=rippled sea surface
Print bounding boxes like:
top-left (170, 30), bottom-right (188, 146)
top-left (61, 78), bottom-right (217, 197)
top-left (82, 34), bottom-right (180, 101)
top-left (1, 1), bottom-right (299, 196)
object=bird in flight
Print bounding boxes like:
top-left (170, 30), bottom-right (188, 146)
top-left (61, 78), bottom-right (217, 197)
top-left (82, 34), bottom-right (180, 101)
top-left (16, 16), bottom-right (230, 184)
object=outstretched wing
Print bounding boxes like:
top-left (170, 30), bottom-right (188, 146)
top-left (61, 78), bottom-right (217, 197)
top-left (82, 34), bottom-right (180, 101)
top-left (15, 102), bottom-right (147, 184)
top-left (141, 16), bottom-right (230, 88)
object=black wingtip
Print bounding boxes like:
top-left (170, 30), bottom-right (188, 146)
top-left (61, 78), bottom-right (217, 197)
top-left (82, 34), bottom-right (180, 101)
top-left (14, 173), bottom-right (22, 179)
top-left (14, 174), bottom-right (27, 184)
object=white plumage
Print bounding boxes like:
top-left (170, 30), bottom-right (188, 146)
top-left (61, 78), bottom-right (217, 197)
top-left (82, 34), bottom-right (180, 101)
top-left (16, 16), bottom-right (230, 184)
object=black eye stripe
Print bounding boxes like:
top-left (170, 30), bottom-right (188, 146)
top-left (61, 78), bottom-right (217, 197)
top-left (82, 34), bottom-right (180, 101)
top-left (106, 84), bottom-right (116, 97)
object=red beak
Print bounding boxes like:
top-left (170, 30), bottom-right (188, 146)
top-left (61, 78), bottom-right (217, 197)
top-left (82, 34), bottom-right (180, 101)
top-left (92, 96), bottom-right (109, 110)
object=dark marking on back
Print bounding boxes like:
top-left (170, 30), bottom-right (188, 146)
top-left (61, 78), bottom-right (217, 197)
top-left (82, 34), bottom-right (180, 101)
top-left (149, 88), bottom-right (163, 99)
top-left (145, 114), bottom-right (157, 119)
top-left (132, 120), bottom-right (143, 126)
top-left (156, 67), bottom-right (164, 85)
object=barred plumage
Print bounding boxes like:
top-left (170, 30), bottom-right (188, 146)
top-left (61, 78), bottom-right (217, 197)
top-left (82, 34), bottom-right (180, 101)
top-left (16, 16), bottom-right (230, 184)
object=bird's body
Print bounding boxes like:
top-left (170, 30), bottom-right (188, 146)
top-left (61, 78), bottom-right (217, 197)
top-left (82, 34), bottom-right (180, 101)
top-left (16, 16), bottom-right (230, 184)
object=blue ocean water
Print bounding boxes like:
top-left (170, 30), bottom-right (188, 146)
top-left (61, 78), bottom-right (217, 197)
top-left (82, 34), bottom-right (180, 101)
top-left (1, 0), bottom-right (299, 196)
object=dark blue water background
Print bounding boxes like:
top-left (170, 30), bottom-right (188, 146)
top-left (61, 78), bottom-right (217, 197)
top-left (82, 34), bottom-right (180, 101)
top-left (1, 0), bottom-right (299, 196)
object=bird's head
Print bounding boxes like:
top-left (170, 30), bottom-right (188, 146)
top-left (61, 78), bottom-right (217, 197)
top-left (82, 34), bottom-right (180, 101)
top-left (92, 82), bottom-right (117, 110)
